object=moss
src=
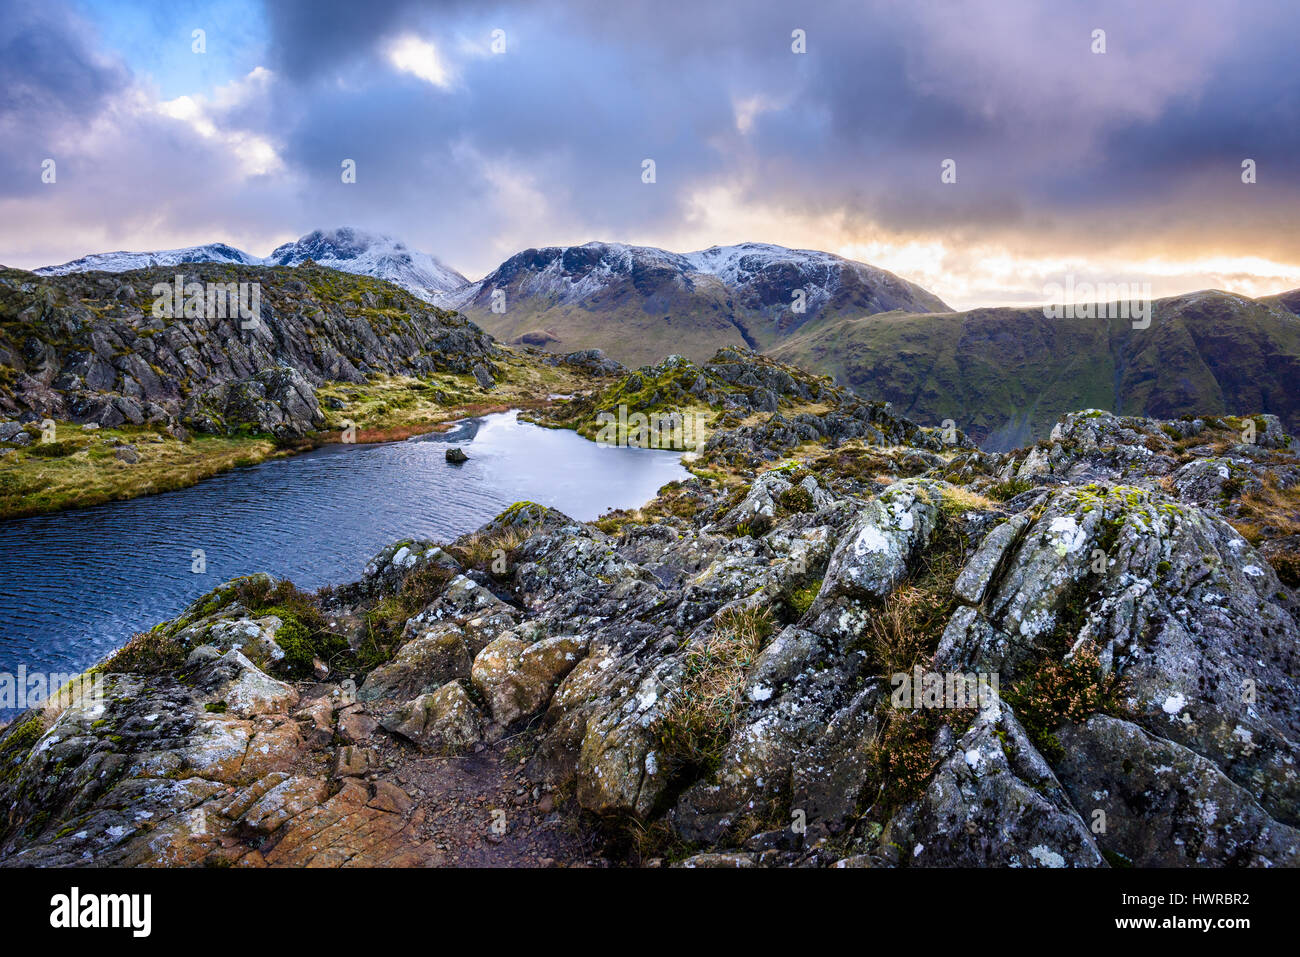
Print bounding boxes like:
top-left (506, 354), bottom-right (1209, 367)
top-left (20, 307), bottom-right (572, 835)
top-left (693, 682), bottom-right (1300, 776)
top-left (988, 477), bottom-right (1033, 501)
top-left (24, 439), bottom-right (81, 458)
top-left (103, 628), bottom-right (187, 675)
top-left (786, 578), bottom-right (823, 618)
top-left (204, 701), bottom-right (228, 714)
top-left (262, 605), bottom-right (348, 679)
top-left (776, 483), bottom-right (815, 514)
top-left (0, 715), bottom-right (46, 760)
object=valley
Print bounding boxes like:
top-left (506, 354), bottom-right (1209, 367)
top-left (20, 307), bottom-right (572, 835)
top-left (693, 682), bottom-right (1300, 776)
top-left (22, 227), bottom-right (1298, 450)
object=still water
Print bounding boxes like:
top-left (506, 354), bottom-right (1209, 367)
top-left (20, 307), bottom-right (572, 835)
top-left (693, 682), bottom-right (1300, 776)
top-left (0, 412), bottom-right (686, 696)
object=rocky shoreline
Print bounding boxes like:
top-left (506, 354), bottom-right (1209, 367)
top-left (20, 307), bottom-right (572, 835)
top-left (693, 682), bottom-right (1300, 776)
top-left (2, 350), bottom-right (1297, 867)
top-left (0, 265), bottom-right (607, 518)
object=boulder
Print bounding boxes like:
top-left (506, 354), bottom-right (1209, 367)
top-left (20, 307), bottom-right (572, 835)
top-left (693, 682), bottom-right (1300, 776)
top-left (471, 634), bottom-right (590, 726)
top-left (380, 682), bottom-right (484, 753)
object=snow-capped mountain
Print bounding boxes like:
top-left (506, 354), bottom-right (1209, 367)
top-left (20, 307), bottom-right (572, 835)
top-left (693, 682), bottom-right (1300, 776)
top-left (437, 241), bottom-right (950, 366)
top-left (35, 228), bottom-right (468, 301)
top-left (684, 242), bottom-right (949, 317)
top-left (32, 233), bottom-right (950, 367)
top-left (34, 243), bottom-right (262, 275)
top-left (263, 227), bottom-right (468, 298)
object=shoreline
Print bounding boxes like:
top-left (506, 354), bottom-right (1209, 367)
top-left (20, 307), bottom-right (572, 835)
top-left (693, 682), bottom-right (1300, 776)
top-left (0, 397), bottom-right (562, 523)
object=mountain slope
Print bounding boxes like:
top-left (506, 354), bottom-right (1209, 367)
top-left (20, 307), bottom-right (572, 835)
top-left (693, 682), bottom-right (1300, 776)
top-left (436, 241), bottom-right (949, 366)
top-left (34, 228), bottom-right (468, 302)
top-left (264, 227), bottom-right (468, 298)
top-left (0, 262), bottom-right (494, 439)
top-left (35, 242), bottom-right (262, 274)
top-left (770, 289), bottom-right (1300, 449)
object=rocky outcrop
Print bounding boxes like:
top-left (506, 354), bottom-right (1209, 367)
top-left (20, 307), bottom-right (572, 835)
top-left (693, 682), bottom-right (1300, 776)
top-left (0, 356), bottom-right (1296, 869)
top-left (0, 263), bottom-right (496, 437)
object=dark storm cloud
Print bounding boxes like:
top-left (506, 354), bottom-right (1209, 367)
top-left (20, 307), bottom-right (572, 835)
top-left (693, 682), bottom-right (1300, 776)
top-left (2, 0), bottom-right (1299, 288)
top-left (253, 0), bottom-right (1300, 263)
top-left (263, 0), bottom-right (492, 80)
top-left (0, 1), bottom-right (128, 117)
top-left (0, 0), bottom-right (131, 194)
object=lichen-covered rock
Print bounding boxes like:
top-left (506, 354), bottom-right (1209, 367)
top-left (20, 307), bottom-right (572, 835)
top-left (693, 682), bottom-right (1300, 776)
top-left (1055, 716), bottom-right (1300, 866)
top-left (817, 479), bottom-right (943, 603)
top-left (380, 682), bottom-right (484, 754)
top-left (887, 701), bottom-right (1105, 868)
top-left (358, 622), bottom-right (473, 702)
top-left (471, 634), bottom-right (590, 727)
top-left (938, 482), bottom-right (1300, 825)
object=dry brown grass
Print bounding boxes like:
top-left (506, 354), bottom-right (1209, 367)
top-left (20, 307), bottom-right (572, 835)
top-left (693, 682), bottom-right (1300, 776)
top-left (939, 485), bottom-right (997, 515)
top-left (1230, 474), bottom-right (1300, 543)
top-left (861, 535), bottom-right (965, 679)
top-left (446, 525), bottom-right (539, 574)
top-left (862, 586), bottom-right (942, 678)
top-left (657, 606), bottom-right (774, 772)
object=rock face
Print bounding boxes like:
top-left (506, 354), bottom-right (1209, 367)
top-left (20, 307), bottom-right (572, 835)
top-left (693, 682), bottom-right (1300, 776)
top-left (0, 263), bottom-right (495, 437)
top-left (0, 355), bottom-right (1296, 869)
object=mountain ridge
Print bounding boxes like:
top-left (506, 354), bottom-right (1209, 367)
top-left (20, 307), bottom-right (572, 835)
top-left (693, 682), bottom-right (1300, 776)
top-left (23, 232), bottom-right (1300, 448)
top-left (770, 287), bottom-right (1300, 449)
top-left (33, 227), bottom-right (468, 302)
top-left (436, 240), bottom-right (951, 365)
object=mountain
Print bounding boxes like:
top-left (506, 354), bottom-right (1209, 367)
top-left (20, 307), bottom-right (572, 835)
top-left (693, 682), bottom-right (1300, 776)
top-left (34, 227), bottom-right (468, 302)
top-left (263, 227), bottom-right (468, 298)
top-left (770, 288), bottom-right (1300, 450)
top-left (35, 242), bottom-right (261, 274)
top-left (30, 233), bottom-right (1300, 450)
top-left (435, 241), bottom-right (949, 366)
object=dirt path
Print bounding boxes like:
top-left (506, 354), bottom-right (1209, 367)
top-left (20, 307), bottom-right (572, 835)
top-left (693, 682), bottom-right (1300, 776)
top-left (388, 741), bottom-right (605, 867)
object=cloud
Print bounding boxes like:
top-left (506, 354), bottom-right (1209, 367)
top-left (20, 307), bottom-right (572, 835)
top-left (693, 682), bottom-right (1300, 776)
top-left (1, 0), bottom-right (1298, 309)
top-left (385, 34), bottom-right (453, 89)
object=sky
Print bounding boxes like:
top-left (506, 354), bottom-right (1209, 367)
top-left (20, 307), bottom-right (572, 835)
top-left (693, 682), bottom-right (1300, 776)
top-left (1, 0), bottom-right (1299, 309)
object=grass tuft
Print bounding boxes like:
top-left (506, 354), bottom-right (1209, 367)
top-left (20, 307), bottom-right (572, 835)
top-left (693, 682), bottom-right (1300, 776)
top-left (657, 606), bottom-right (774, 773)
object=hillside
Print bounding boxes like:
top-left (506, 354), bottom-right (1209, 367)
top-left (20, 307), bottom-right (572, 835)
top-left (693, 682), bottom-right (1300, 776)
top-left (0, 264), bottom-right (603, 517)
top-left (771, 290), bottom-right (1300, 450)
top-left (437, 241), bottom-right (949, 366)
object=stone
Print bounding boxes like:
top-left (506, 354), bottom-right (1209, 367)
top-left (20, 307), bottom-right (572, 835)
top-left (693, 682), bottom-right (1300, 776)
top-left (472, 363), bottom-right (496, 390)
top-left (472, 634), bottom-right (590, 726)
top-left (1055, 716), bottom-right (1300, 867)
top-left (333, 745), bottom-right (376, 778)
top-left (380, 682), bottom-right (484, 754)
top-left (338, 708), bottom-right (379, 745)
top-left (358, 622), bottom-right (473, 702)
